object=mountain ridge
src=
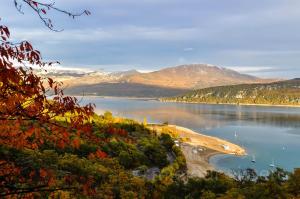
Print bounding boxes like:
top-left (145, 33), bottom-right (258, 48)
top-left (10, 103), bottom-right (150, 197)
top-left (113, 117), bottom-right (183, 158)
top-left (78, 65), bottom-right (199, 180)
top-left (44, 64), bottom-right (277, 97)
top-left (124, 64), bottom-right (267, 89)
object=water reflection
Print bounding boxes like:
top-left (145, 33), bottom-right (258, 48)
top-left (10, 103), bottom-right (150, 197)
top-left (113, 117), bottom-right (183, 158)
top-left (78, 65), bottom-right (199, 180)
top-left (81, 97), bottom-right (300, 172)
top-left (88, 98), bottom-right (300, 129)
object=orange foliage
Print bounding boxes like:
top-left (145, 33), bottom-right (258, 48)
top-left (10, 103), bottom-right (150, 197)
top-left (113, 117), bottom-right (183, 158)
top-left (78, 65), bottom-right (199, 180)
top-left (107, 126), bottom-right (128, 137)
top-left (95, 150), bottom-right (108, 159)
top-left (88, 150), bottom-right (108, 160)
top-left (39, 168), bottom-right (48, 178)
top-left (0, 22), bottom-right (96, 197)
top-left (72, 138), bottom-right (81, 149)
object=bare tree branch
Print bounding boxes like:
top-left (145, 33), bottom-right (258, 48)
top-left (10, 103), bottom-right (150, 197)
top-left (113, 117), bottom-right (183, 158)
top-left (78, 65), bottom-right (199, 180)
top-left (13, 0), bottom-right (91, 31)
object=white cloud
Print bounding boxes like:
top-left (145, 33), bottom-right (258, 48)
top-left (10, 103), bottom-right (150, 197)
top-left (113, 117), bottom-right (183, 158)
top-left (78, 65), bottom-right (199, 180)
top-left (183, 47), bottom-right (194, 52)
top-left (44, 65), bottom-right (95, 73)
top-left (137, 69), bottom-right (153, 73)
top-left (11, 26), bottom-right (203, 43)
top-left (12, 61), bottom-right (95, 73)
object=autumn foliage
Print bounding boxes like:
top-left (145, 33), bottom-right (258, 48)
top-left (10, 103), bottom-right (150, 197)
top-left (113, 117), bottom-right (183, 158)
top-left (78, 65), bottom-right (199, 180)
top-left (0, 22), bottom-right (98, 197)
top-left (0, 24), bottom-right (94, 142)
top-left (0, 21), bottom-right (169, 198)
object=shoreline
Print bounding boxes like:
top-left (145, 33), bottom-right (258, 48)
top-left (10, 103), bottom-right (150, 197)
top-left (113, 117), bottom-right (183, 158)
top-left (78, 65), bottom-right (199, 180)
top-left (73, 95), bottom-right (157, 100)
top-left (148, 124), bottom-right (246, 177)
top-left (166, 124), bottom-right (246, 156)
top-left (159, 100), bottom-right (300, 108)
top-left (72, 95), bottom-right (300, 108)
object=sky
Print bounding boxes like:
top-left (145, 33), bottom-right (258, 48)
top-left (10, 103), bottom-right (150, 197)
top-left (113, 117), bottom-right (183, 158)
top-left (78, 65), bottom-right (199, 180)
top-left (1, 0), bottom-right (300, 78)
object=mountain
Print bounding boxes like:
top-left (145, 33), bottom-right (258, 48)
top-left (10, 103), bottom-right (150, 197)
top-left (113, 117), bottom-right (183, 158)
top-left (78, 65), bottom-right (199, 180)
top-left (162, 79), bottom-right (300, 106)
top-left (46, 64), bottom-right (274, 98)
top-left (60, 71), bottom-right (122, 87)
top-left (124, 64), bottom-right (267, 89)
top-left (64, 82), bottom-right (189, 98)
top-left (111, 69), bottom-right (141, 78)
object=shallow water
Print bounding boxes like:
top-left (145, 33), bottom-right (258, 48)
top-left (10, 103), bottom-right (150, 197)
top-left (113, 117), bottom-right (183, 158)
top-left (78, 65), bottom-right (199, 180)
top-left (81, 97), bottom-right (300, 174)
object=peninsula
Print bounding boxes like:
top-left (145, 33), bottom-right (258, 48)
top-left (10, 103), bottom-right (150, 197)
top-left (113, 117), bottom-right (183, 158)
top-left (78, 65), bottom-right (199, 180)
top-left (148, 124), bottom-right (246, 177)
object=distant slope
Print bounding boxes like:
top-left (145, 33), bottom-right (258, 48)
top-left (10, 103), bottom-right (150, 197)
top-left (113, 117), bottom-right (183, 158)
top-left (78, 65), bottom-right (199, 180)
top-left (162, 79), bottom-right (300, 106)
top-left (44, 64), bottom-right (275, 97)
top-left (111, 69), bottom-right (140, 78)
top-left (125, 64), bottom-right (269, 89)
top-left (60, 70), bottom-right (137, 87)
top-left (64, 82), bottom-right (190, 98)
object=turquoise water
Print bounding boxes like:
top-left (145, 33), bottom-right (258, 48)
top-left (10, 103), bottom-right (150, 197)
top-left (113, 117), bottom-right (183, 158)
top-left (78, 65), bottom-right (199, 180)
top-left (81, 97), bottom-right (300, 174)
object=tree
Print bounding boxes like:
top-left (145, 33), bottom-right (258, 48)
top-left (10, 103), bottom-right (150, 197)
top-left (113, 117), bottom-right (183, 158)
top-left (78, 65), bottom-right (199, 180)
top-left (0, 2), bottom-right (96, 197)
top-left (287, 168), bottom-right (300, 196)
top-left (0, 22), bottom-right (99, 198)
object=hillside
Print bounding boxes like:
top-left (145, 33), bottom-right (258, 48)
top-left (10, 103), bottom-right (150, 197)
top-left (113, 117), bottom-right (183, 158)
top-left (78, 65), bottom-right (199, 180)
top-left (52, 64), bottom-right (273, 97)
top-left (162, 79), bottom-right (300, 106)
top-left (3, 112), bottom-right (300, 198)
top-left (64, 82), bottom-right (189, 98)
top-left (125, 64), bottom-right (267, 89)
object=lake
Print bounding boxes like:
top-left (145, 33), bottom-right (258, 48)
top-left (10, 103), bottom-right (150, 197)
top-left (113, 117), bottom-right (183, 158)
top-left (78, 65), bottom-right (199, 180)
top-left (81, 97), bottom-right (300, 175)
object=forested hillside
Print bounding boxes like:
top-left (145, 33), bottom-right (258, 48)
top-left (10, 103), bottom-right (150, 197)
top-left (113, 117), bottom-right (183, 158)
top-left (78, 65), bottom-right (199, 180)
top-left (163, 79), bottom-right (300, 106)
top-left (0, 111), bottom-right (188, 198)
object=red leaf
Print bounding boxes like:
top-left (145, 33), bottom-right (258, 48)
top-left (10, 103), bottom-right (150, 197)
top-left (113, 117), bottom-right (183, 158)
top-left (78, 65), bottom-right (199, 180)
top-left (39, 168), bottom-right (47, 178)
top-left (32, 1), bottom-right (38, 7)
top-left (73, 138), bottom-right (80, 149)
top-left (57, 140), bottom-right (65, 149)
top-left (41, 9), bottom-right (47, 14)
top-left (95, 150), bottom-right (107, 159)
top-left (62, 132), bottom-right (69, 139)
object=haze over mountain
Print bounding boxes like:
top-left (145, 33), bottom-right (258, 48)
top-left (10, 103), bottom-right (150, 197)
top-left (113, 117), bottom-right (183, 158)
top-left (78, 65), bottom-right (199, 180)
top-left (43, 64), bottom-right (274, 97)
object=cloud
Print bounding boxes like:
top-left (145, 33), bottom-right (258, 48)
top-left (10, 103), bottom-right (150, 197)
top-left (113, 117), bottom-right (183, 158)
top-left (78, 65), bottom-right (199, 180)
top-left (183, 48), bottom-right (194, 52)
top-left (136, 69), bottom-right (154, 73)
top-left (11, 60), bottom-right (95, 73)
top-left (3, 0), bottom-right (300, 78)
top-left (42, 64), bottom-right (95, 73)
top-left (11, 26), bottom-right (202, 43)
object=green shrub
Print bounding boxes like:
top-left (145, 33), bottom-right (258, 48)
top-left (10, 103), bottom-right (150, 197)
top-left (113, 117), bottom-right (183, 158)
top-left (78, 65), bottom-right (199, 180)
top-left (159, 133), bottom-right (175, 151)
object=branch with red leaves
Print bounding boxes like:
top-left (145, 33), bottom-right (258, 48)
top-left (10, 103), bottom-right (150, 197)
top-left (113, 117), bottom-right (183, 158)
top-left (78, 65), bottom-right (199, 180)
top-left (13, 0), bottom-right (91, 31)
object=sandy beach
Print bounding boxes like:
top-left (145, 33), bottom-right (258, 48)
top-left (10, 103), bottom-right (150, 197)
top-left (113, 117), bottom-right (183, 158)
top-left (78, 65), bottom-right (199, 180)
top-left (148, 124), bottom-right (246, 178)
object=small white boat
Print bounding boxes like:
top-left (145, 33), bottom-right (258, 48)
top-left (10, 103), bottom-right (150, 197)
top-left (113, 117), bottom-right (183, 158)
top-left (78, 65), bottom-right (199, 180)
top-left (251, 155), bottom-right (256, 163)
top-left (269, 159), bottom-right (275, 168)
top-left (234, 131), bottom-right (238, 138)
